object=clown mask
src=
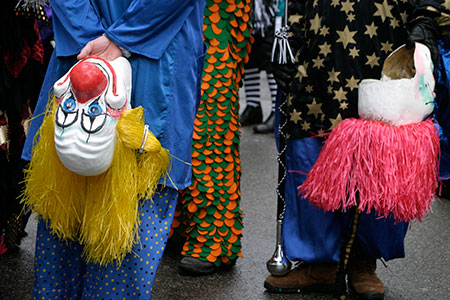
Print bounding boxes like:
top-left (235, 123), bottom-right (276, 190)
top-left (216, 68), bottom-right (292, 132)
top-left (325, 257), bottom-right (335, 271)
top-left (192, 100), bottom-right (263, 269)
top-left (53, 56), bottom-right (132, 176)
top-left (358, 42), bottom-right (435, 126)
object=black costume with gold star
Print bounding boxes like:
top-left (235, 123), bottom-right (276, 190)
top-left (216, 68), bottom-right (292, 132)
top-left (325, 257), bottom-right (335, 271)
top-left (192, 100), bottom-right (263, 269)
top-left (285, 0), bottom-right (450, 139)
top-left (262, 1), bottom-right (450, 284)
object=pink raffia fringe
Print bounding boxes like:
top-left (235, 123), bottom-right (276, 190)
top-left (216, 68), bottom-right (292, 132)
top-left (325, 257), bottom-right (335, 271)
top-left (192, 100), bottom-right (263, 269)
top-left (298, 118), bottom-right (440, 222)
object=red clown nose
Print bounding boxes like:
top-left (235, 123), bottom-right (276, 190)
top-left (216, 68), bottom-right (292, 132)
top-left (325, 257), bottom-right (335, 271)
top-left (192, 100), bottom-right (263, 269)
top-left (70, 61), bottom-right (107, 103)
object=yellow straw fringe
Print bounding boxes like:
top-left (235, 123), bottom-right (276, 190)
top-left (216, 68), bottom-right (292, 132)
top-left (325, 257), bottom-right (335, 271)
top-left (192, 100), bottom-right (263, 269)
top-left (22, 100), bottom-right (170, 265)
top-left (116, 107), bottom-right (162, 153)
top-left (22, 100), bottom-right (83, 241)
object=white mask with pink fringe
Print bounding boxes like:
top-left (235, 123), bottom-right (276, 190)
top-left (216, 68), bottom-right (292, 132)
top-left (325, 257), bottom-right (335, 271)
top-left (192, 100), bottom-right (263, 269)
top-left (298, 42), bottom-right (439, 222)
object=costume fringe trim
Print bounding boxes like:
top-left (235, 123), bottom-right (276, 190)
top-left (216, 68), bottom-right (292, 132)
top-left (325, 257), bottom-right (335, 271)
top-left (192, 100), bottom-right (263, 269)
top-left (16, 0), bottom-right (49, 9)
top-left (298, 118), bottom-right (440, 222)
top-left (22, 99), bottom-right (169, 265)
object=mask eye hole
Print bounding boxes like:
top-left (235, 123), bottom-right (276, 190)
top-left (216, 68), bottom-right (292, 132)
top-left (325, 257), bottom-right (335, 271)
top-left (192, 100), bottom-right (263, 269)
top-left (62, 98), bottom-right (76, 112)
top-left (87, 103), bottom-right (103, 116)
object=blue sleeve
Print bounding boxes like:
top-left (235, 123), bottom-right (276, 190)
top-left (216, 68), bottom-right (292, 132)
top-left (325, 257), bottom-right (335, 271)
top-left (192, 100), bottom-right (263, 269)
top-left (50, 0), bottom-right (104, 57)
top-left (104, 0), bottom-right (197, 60)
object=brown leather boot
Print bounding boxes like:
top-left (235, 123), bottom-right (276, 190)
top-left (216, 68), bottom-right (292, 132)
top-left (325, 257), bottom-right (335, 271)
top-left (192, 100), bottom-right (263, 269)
top-left (347, 249), bottom-right (385, 300)
top-left (264, 263), bottom-right (337, 294)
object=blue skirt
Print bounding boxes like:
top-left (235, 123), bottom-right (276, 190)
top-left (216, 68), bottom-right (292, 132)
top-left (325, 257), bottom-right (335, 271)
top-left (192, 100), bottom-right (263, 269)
top-left (33, 187), bottom-right (177, 300)
top-left (281, 137), bottom-right (409, 263)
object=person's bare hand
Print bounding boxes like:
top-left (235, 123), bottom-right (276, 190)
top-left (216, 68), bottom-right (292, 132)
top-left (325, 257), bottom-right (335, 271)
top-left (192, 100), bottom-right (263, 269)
top-left (77, 35), bottom-right (122, 61)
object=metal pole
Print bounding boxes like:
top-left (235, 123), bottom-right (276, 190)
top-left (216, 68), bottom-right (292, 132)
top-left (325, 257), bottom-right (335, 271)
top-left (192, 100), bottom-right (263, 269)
top-left (267, 0), bottom-right (293, 276)
top-left (266, 90), bottom-right (291, 276)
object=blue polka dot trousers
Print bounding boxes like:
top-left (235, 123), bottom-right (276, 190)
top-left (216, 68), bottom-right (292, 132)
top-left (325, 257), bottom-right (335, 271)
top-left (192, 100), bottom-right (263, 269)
top-left (32, 187), bottom-right (178, 300)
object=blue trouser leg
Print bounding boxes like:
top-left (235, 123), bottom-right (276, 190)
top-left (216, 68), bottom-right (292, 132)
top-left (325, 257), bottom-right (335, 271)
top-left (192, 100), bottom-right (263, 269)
top-left (33, 187), bottom-right (178, 300)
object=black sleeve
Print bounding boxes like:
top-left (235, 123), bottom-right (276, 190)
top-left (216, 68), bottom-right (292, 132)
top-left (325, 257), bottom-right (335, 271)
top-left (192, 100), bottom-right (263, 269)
top-left (412, 0), bottom-right (450, 35)
top-left (271, 0), bottom-right (306, 92)
top-left (406, 1), bottom-right (447, 65)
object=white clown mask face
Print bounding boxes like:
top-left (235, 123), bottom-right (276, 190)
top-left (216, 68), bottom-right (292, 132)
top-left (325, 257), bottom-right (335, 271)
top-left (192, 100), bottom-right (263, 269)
top-left (53, 56), bottom-right (132, 176)
top-left (358, 43), bottom-right (435, 126)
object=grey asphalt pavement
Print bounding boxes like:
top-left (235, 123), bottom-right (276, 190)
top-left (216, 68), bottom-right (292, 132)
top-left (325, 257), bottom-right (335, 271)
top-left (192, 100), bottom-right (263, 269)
top-left (1, 75), bottom-right (449, 300)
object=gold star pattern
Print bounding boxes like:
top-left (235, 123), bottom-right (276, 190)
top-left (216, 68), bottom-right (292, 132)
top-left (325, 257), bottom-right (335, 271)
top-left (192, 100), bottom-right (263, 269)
top-left (340, 102), bottom-right (349, 110)
top-left (340, 0), bottom-right (355, 14)
top-left (328, 67), bottom-right (341, 83)
top-left (320, 26), bottom-right (330, 37)
top-left (307, 99), bottom-right (323, 118)
top-left (345, 76), bottom-right (360, 91)
top-left (333, 87), bottom-right (348, 102)
top-left (349, 47), bottom-right (360, 58)
top-left (283, 0), bottom-right (427, 139)
top-left (366, 52), bottom-right (380, 68)
top-left (302, 121), bottom-right (311, 131)
top-left (319, 42), bottom-right (332, 56)
top-left (364, 22), bottom-right (377, 38)
top-left (336, 26), bottom-right (357, 49)
top-left (310, 13), bottom-right (322, 34)
top-left (295, 50), bottom-right (301, 61)
top-left (374, 0), bottom-right (394, 22)
top-left (347, 13), bottom-right (356, 22)
top-left (390, 18), bottom-right (400, 28)
top-left (290, 109), bottom-right (302, 124)
top-left (312, 56), bottom-right (325, 69)
top-left (329, 113), bottom-right (343, 129)
top-left (289, 15), bottom-right (302, 24)
top-left (296, 62), bottom-right (309, 82)
top-left (380, 41), bottom-right (393, 53)
top-left (400, 12), bottom-right (408, 23)
top-left (328, 85), bottom-right (333, 94)
top-left (317, 130), bottom-right (326, 137)
top-left (331, 0), bottom-right (340, 7)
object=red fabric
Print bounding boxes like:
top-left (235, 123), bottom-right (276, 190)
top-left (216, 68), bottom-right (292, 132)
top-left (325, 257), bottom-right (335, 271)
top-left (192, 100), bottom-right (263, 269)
top-left (2, 21), bottom-right (43, 78)
top-left (0, 235), bottom-right (7, 255)
top-left (31, 20), bottom-right (44, 64)
top-left (3, 42), bottom-right (30, 78)
top-left (298, 118), bottom-right (440, 222)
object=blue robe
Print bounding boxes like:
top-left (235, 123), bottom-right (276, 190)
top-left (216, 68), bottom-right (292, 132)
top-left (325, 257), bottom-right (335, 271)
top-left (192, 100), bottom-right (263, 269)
top-left (435, 34), bottom-right (450, 179)
top-left (23, 0), bottom-right (207, 190)
top-left (24, 1), bottom-right (206, 299)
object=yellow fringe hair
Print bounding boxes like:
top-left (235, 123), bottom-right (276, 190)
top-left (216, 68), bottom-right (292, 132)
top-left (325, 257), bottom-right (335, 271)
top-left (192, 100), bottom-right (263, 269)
top-left (22, 98), bottom-right (170, 265)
